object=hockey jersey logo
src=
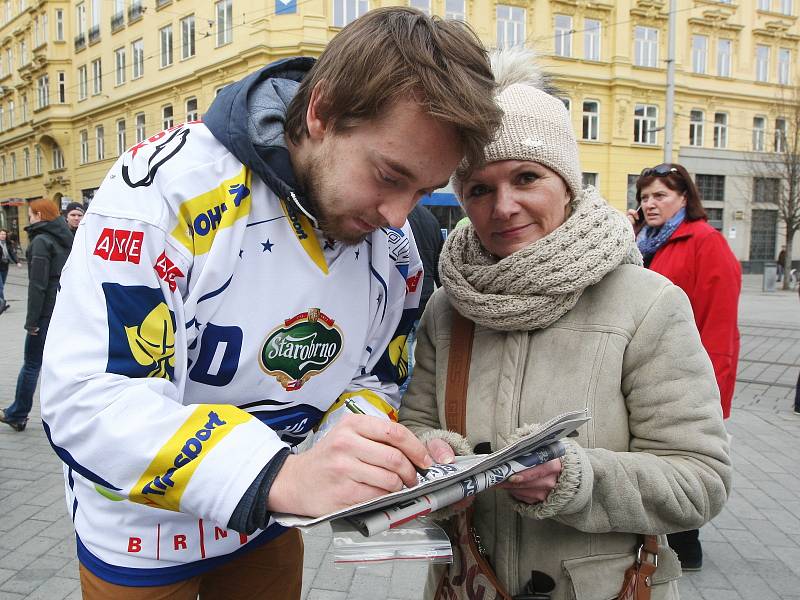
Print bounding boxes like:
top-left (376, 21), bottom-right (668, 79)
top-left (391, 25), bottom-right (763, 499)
top-left (171, 170), bottom-right (252, 256)
top-left (259, 308), bottom-right (343, 391)
top-left (103, 283), bottom-right (177, 381)
top-left (122, 126), bottom-right (191, 188)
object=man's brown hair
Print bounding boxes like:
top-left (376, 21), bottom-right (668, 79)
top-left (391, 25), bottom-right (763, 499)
top-left (285, 7), bottom-right (501, 168)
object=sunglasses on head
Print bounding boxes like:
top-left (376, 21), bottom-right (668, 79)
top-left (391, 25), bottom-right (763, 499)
top-left (640, 164), bottom-right (678, 178)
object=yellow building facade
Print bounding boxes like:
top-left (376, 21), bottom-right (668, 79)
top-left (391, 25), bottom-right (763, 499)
top-left (0, 0), bottom-right (795, 267)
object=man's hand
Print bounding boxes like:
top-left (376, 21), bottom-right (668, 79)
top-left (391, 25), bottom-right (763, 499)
top-left (496, 458), bottom-right (562, 504)
top-left (266, 414), bottom-right (434, 517)
top-left (25, 326), bottom-right (40, 336)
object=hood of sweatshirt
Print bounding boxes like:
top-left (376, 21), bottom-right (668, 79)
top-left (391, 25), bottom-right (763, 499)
top-left (25, 216), bottom-right (73, 249)
top-left (203, 57), bottom-right (315, 202)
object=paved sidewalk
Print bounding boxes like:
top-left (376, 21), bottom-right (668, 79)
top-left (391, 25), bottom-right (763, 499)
top-left (1, 271), bottom-right (799, 599)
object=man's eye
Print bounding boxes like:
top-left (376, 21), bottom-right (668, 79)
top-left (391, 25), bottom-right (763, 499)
top-left (380, 172), bottom-right (398, 186)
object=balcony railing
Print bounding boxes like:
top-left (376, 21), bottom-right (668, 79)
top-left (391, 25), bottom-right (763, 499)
top-left (74, 33), bottom-right (86, 52)
top-left (88, 25), bottom-right (100, 44)
top-left (111, 11), bottom-right (124, 32)
top-left (128, 2), bottom-right (144, 22)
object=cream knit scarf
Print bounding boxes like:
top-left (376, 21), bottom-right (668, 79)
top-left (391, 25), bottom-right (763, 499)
top-left (439, 188), bottom-right (643, 331)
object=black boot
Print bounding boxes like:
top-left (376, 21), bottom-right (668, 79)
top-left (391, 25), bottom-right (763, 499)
top-left (668, 529), bottom-right (702, 571)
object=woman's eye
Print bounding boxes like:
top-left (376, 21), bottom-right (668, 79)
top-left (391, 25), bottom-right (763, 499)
top-left (518, 172), bottom-right (538, 184)
top-left (466, 185), bottom-right (489, 198)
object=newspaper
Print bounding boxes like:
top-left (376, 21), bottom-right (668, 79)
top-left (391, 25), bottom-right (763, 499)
top-left (274, 409), bottom-right (589, 531)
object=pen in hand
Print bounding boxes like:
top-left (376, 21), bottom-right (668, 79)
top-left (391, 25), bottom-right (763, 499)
top-left (343, 398), bottom-right (430, 481)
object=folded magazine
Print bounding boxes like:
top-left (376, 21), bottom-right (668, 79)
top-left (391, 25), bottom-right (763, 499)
top-left (274, 409), bottom-right (590, 536)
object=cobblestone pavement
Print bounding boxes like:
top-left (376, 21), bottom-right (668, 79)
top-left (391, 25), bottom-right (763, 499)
top-left (1, 271), bottom-right (800, 599)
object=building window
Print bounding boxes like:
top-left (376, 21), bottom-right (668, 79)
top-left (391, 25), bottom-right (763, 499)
top-left (753, 177), bottom-right (780, 203)
top-left (775, 118), bottom-right (787, 152)
top-left (689, 110), bottom-right (704, 146)
top-left (116, 118), bottom-right (126, 154)
top-left (96, 124), bottom-right (104, 160)
top-left (115, 47), bottom-right (125, 85)
top-left (186, 97), bottom-right (198, 121)
top-left (34, 144), bottom-right (41, 174)
top-left (691, 35), bottom-right (707, 74)
top-left (444, 0), bottom-right (464, 21)
top-left (713, 112), bottom-right (728, 148)
top-left (80, 129), bottom-right (89, 163)
top-left (55, 8), bottom-right (64, 40)
top-left (36, 75), bottom-right (49, 108)
top-left (57, 71), bottom-right (65, 103)
top-left (91, 58), bottom-right (102, 94)
top-left (132, 39), bottom-right (143, 79)
top-left (52, 145), bottom-right (64, 169)
top-left (750, 209), bottom-right (778, 261)
top-left (780, 0), bottom-right (793, 14)
top-left (582, 172), bottom-right (598, 188)
top-left (33, 16), bottom-right (38, 46)
top-left (333, 0), bottom-right (367, 28)
top-left (10, 153), bottom-right (15, 180)
top-left (160, 24), bottom-right (173, 68)
top-left (634, 26), bottom-right (658, 68)
top-left (20, 93), bottom-right (26, 122)
top-left (1, 156), bottom-right (5, 182)
top-left (135, 112), bottom-right (145, 143)
top-left (78, 65), bottom-right (88, 100)
top-left (497, 5), bottom-right (525, 49)
top-left (19, 39), bottom-right (26, 67)
top-left (753, 116), bottom-right (766, 151)
top-left (758, 0), bottom-right (770, 8)
top-left (633, 104), bottom-right (658, 144)
top-left (5, 48), bottom-right (11, 75)
top-left (584, 18), bottom-right (600, 61)
top-left (215, 0), bottom-right (232, 46)
top-left (756, 45), bottom-right (769, 82)
top-left (778, 48), bottom-right (791, 85)
top-left (0, 105), bottom-right (4, 131)
top-left (181, 15), bottom-right (195, 59)
top-left (22, 147), bottom-right (29, 177)
top-left (696, 174), bottom-right (725, 202)
top-left (162, 104), bottom-right (173, 129)
top-left (554, 14), bottom-right (572, 58)
top-left (582, 100), bottom-right (599, 141)
top-left (7, 100), bottom-right (13, 127)
top-left (717, 39), bottom-right (731, 77)
top-left (409, 0), bottom-right (430, 15)
top-left (76, 2), bottom-right (86, 36)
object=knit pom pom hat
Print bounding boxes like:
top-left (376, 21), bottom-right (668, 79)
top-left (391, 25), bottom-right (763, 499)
top-left (454, 46), bottom-right (582, 199)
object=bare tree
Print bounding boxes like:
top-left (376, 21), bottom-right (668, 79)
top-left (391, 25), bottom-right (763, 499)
top-left (746, 90), bottom-right (800, 290)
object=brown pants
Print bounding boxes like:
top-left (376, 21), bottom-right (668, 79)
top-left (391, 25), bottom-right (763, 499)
top-left (79, 528), bottom-right (303, 600)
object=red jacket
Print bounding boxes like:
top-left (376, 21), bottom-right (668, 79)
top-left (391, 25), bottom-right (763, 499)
top-left (647, 219), bottom-right (741, 418)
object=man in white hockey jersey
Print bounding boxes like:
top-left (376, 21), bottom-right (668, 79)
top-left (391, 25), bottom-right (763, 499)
top-left (40, 7), bottom-right (501, 599)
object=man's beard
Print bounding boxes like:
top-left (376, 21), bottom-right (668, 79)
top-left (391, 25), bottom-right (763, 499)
top-left (299, 153), bottom-right (371, 246)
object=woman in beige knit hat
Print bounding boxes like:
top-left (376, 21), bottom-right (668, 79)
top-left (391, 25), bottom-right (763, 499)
top-left (399, 47), bottom-right (731, 600)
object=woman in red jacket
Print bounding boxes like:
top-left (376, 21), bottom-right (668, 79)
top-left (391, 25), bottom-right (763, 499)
top-left (628, 163), bottom-right (741, 572)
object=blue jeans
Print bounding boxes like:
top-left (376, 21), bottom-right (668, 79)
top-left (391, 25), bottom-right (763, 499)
top-left (5, 318), bottom-right (49, 422)
top-left (0, 267), bottom-right (7, 305)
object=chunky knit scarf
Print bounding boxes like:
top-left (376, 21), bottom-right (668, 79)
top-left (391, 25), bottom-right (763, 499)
top-left (439, 188), bottom-right (643, 331)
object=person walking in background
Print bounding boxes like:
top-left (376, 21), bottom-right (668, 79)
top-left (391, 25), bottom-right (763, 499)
top-left (628, 163), bottom-right (741, 572)
top-left (778, 246), bottom-right (787, 282)
top-left (0, 199), bottom-right (72, 431)
top-left (63, 201), bottom-right (85, 235)
top-left (0, 227), bottom-right (21, 314)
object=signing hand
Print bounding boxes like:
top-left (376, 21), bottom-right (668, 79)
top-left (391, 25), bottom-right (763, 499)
top-left (267, 413), bottom-right (433, 517)
top-left (496, 458), bottom-right (562, 505)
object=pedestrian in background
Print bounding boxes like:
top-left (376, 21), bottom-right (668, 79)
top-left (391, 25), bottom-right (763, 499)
top-left (0, 199), bottom-right (72, 431)
top-left (777, 246), bottom-right (786, 282)
top-left (628, 163), bottom-right (741, 572)
top-left (63, 201), bottom-right (85, 235)
top-left (0, 227), bottom-right (21, 314)
top-left (402, 47), bottom-right (731, 599)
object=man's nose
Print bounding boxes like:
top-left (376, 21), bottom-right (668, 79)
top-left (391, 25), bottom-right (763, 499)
top-left (377, 195), bottom-right (417, 228)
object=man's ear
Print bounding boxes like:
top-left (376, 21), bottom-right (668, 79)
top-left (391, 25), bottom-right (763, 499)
top-left (306, 81), bottom-right (329, 141)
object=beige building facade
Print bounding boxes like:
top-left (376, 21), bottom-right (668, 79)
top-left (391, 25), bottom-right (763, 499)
top-left (0, 0), bottom-right (796, 269)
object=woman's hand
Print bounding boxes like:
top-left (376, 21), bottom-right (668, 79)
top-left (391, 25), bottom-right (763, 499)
top-left (425, 437), bottom-right (457, 465)
top-left (626, 208), bottom-right (644, 236)
top-left (496, 458), bottom-right (562, 504)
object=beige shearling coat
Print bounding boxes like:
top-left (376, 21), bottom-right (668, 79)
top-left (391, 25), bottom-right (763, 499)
top-left (400, 264), bottom-right (732, 600)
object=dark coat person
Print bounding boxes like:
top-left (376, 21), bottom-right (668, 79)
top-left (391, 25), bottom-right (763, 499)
top-left (408, 204), bottom-right (444, 316)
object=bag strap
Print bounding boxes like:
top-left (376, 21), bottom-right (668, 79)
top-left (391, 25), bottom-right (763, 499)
top-left (444, 309), bottom-right (475, 435)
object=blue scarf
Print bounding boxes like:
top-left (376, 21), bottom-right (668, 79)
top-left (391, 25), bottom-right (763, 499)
top-left (636, 207), bottom-right (686, 259)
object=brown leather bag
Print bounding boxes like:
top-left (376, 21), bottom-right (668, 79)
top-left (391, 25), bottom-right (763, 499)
top-left (433, 310), bottom-right (512, 600)
top-left (617, 534), bottom-right (658, 600)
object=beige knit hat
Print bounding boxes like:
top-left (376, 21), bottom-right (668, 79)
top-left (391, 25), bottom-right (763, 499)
top-left (454, 47), bottom-right (582, 199)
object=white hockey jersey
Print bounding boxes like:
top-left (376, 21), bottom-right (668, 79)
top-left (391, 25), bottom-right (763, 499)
top-left (40, 121), bottom-right (422, 585)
